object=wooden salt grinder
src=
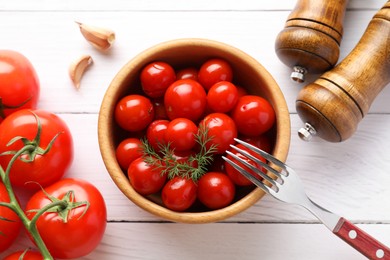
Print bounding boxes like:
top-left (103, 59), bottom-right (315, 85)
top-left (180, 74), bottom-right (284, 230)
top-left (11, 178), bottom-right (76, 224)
top-left (275, 0), bottom-right (349, 82)
top-left (296, 1), bottom-right (390, 142)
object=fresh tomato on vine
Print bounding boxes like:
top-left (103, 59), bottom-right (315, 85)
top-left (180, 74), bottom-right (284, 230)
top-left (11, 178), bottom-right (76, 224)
top-left (0, 182), bottom-right (22, 253)
top-left (3, 250), bottom-right (43, 260)
top-left (0, 109), bottom-right (73, 189)
top-left (0, 50), bottom-right (40, 123)
top-left (25, 178), bottom-right (107, 259)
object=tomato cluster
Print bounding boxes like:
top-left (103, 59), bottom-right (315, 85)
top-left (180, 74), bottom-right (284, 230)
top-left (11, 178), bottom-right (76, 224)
top-left (0, 51), bottom-right (106, 259)
top-left (115, 58), bottom-right (276, 212)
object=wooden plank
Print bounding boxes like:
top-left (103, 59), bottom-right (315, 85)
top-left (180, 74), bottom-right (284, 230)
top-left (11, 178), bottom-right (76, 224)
top-left (0, 10), bottom-right (388, 114)
top-left (0, 0), bottom-right (385, 11)
top-left (4, 223), bottom-right (389, 260)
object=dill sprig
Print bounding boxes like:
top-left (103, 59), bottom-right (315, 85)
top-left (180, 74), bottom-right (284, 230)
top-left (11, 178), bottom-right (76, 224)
top-left (141, 123), bottom-right (218, 182)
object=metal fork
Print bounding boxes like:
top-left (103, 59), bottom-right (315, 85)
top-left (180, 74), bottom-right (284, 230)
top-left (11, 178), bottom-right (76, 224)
top-left (223, 138), bottom-right (390, 260)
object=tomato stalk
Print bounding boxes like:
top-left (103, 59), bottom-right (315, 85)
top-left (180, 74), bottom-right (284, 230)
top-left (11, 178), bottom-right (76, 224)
top-left (0, 144), bottom-right (54, 260)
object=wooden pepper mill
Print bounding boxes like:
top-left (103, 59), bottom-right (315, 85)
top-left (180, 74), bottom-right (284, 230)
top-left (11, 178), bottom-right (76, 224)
top-left (296, 1), bottom-right (390, 142)
top-left (275, 0), bottom-right (349, 82)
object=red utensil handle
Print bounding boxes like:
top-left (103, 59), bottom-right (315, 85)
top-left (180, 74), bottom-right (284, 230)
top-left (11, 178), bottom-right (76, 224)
top-left (334, 218), bottom-right (390, 259)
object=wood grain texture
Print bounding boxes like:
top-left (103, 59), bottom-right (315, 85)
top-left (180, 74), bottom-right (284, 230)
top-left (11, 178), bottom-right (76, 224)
top-left (0, 0), bottom-right (389, 259)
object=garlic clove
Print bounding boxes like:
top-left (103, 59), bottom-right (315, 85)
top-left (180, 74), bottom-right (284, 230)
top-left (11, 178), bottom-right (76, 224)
top-left (69, 55), bottom-right (93, 89)
top-left (76, 21), bottom-right (115, 51)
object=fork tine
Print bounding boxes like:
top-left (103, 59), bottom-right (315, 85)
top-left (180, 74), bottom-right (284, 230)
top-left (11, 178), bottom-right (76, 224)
top-left (228, 144), bottom-right (283, 180)
top-left (222, 155), bottom-right (274, 195)
top-left (225, 150), bottom-right (278, 189)
top-left (234, 138), bottom-right (288, 175)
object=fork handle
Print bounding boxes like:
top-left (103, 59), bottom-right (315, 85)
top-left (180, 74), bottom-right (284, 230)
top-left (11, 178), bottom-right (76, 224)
top-left (333, 218), bottom-right (390, 259)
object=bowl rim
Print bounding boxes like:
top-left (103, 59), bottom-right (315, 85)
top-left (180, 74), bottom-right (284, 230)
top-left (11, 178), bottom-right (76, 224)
top-left (98, 38), bottom-right (291, 223)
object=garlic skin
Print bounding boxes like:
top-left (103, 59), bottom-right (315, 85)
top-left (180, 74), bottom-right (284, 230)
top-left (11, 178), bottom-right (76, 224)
top-left (76, 22), bottom-right (115, 51)
top-left (69, 55), bottom-right (93, 89)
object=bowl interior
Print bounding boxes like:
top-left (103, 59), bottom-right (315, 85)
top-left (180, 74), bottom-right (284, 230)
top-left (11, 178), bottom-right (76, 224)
top-left (98, 38), bottom-right (290, 223)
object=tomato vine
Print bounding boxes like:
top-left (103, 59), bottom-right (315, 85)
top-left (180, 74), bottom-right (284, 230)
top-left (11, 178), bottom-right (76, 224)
top-left (0, 112), bottom-right (88, 260)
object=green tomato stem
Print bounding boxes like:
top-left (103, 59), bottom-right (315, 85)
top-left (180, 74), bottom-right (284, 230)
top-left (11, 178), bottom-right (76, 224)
top-left (1, 144), bottom-right (54, 260)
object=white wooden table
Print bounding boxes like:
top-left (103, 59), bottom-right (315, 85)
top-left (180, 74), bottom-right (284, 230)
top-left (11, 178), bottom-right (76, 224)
top-left (1, 1), bottom-right (390, 259)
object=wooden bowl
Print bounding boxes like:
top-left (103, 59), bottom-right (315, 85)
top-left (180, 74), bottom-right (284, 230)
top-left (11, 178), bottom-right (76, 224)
top-left (98, 38), bottom-right (291, 223)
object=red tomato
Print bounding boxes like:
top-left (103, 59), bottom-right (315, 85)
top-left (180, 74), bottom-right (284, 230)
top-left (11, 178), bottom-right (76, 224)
top-left (3, 251), bottom-right (43, 260)
top-left (198, 58), bottom-right (233, 90)
top-left (25, 178), bottom-right (107, 259)
top-left (152, 98), bottom-right (168, 120)
top-left (164, 79), bottom-right (207, 121)
top-left (207, 81), bottom-right (239, 113)
top-left (165, 118), bottom-right (198, 151)
top-left (231, 95), bottom-right (276, 136)
top-left (115, 138), bottom-right (143, 170)
top-left (197, 172), bottom-right (235, 209)
top-left (225, 143), bottom-right (266, 186)
top-left (162, 177), bottom-right (197, 211)
top-left (0, 109), bottom-right (73, 189)
top-left (140, 61), bottom-right (176, 98)
top-left (0, 50), bottom-right (40, 123)
top-left (176, 67), bottom-right (198, 81)
top-left (127, 157), bottom-right (167, 195)
top-left (115, 94), bottom-right (154, 132)
top-left (200, 113), bottom-right (237, 154)
top-left (146, 119), bottom-right (169, 151)
top-left (0, 182), bottom-right (22, 253)
top-left (240, 134), bottom-right (273, 154)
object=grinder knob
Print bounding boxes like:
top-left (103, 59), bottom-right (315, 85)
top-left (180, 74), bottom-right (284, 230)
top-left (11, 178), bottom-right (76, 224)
top-left (275, 0), bottom-right (349, 82)
top-left (296, 1), bottom-right (390, 142)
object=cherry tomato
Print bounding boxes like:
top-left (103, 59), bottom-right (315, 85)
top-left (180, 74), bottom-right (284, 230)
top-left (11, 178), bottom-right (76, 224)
top-left (140, 61), bottom-right (176, 98)
top-left (231, 95), bottom-right (275, 136)
top-left (241, 134), bottom-right (273, 154)
top-left (115, 138), bottom-right (143, 170)
top-left (115, 94), bottom-right (154, 132)
top-left (0, 182), bottom-right (22, 253)
top-left (165, 118), bottom-right (198, 152)
top-left (152, 98), bottom-right (168, 120)
top-left (146, 119), bottom-right (169, 151)
top-left (176, 67), bottom-right (198, 81)
top-left (197, 172), bottom-right (235, 209)
top-left (3, 251), bottom-right (43, 260)
top-left (207, 81), bottom-right (238, 113)
top-left (200, 113), bottom-right (237, 154)
top-left (128, 157), bottom-right (167, 195)
top-left (0, 109), bottom-right (73, 189)
top-left (164, 79), bottom-right (206, 121)
top-left (25, 178), bottom-right (107, 259)
top-left (225, 143), bottom-right (266, 186)
top-left (0, 50), bottom-right (40, 123)
top-left (198, 58), bottom-right (233, 90)
top-left (162, 177), bottom-right (197, 211)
